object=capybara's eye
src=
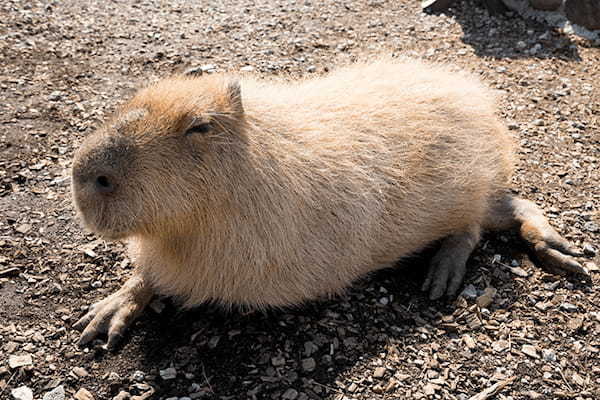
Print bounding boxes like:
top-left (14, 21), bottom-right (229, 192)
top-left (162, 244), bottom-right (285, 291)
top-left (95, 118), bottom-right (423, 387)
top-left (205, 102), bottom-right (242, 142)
top-left (185, 123), bottom-right (211, 136)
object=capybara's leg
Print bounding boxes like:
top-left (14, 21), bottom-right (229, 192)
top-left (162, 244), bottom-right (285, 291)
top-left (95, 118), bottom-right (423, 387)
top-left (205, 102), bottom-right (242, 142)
top-left (422, 226), bottom-right (481, 300)
top-left (74, 273), bottom-right (153, 349)
top-left (485, 194), bottom-right (589, 276)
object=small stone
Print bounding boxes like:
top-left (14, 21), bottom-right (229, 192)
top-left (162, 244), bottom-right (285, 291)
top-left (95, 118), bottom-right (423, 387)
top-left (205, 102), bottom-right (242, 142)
top-left (584, 221), bottom-right (599, 233)
top-left (159, 367), bottom-right (177, 380)
top-left (462, 334), bottom-right (476, 350)
top-left (509, 266), bottom-right (529, 277)
top-left (542, 349), bottom-right (557, 362)
top-left (15, 224), bottom-right (32, 234)
top-left (9, 354), bottom-right (33, 369)
top-left (583, 243), bottom-right (596, 256)
top-left (184, 66), bottom-right (203, 76)
top-left (535, 302), bottom-right (552, 311)
top-left (517, 41), bottom-right (527, 49)
top-left (373, 367), bottom-right (386, 378)
top-left (43, 386), bottom-right (65, 400)
top-left (307, 66), bottom-right (316, 73)
top-left (522, 344), bottom-right (539, 359)
top-left (282, 388), bottom-right (298, 400)
top-left (48, 91), bottom-right (62, 101)
top-left (74, 388), bottom-right (94, 400)
top-left (301, 358), bottom-right (316, 372)
top-left (532, 119), bottom-right (544, 127)
top-left (240, 66), bottom-right (255, 73)
top-left (132, 371), bottom-right (145, 382)
top-left (567, 316), bottom-right (584, 331)
top-left (460, 284), bottom-right (478, 300)
top-left (271, 355), bottom-right (286, 367)
top-left (476, 287), bottom-right (496, 308)
top-left (72, 367), bottom-right (89, 377)
top-left (560, 303), bottom-right (578, 312)
top-left (492, 340), bottom-right (509, 353)
top-left (200, 64), bottom-right (217, 73)
top-left (112, 392), bottom-right (130, 400)
top-left (11, 386), bottom-right (33, 400)
top-left (423, 383), bottom-right (436, 395)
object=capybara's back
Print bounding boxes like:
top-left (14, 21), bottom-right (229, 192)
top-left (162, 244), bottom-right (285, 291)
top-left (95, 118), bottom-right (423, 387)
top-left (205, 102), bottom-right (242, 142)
top-left (72, 57), bottom-right (587, 349)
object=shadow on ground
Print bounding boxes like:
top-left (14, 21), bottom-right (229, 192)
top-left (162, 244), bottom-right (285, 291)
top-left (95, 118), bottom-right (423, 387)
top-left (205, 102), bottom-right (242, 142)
top-left (429, 0), bottom-right (582, 61)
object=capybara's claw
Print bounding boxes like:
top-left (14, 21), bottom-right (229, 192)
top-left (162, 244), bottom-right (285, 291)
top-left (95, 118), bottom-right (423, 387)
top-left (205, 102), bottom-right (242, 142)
top-left (533, 241), bottom-right (589, 276)
top-left (75, 278), bottom-right (152, 349)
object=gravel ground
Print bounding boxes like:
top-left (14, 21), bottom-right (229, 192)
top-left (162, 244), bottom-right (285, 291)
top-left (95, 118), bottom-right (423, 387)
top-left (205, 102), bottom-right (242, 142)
top-left (1, 1), bottom-right (599, 399)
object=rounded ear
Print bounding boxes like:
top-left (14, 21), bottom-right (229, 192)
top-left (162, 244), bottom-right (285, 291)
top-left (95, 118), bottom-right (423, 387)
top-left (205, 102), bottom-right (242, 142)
top-left (227, 79), bottom-right (243, 114)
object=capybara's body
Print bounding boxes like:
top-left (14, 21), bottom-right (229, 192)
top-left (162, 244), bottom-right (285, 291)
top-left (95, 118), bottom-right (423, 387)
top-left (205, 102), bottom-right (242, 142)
top-left (72, 57), bottom-right (586, 348)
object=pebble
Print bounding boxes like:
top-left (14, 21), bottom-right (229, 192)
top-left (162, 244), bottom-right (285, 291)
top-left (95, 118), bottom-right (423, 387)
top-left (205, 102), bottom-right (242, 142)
top-left (560, 303), bottom-right (578, 312)
top-left (240, 66), bottom-right (255, 73)
top-left (509, 266), bottom-right (529, 277)
top-left (583, 222), bottom-right (599, 233)
top-left (282, 388), bottom-right (299, 400)
top-left (112, 392), bottom-right (130, 400)
top-left (43, 385), bottom-right (65, 400)
top-left (132, 370), bottom-right (145, 382)
top-left (583, 243), bottom-right (596, 256)
top-left (271, 355), bottom-right (286, 367)
top-left (72, 367), bottom-right (89, 377)
top-left (9, 354), bottom-right (33, 369)
top-left (301, 357), bottom-right (316, 372)
top-left (200, 64), bottom-right (217, 73)
top-left (522, 344), bottom-right (539, 359)
top-left (11, 386), bottom-right (33, 400)
top-left (307, 65), bottom-right (316, 73)
top-left (373, 366), bottom-right (386, 378)
top-left (74, 388), bottom-right (94, 400)
top-left (542, 349), bottom-right (557, 362)
top-left (460, 284), bottom-right (478, 299)
top-left (462, 334), bottom-right (476, 350)
top-left (160, 367), bottom-right (177, 380)
top-left (476, 287), bottom-right (496, 308)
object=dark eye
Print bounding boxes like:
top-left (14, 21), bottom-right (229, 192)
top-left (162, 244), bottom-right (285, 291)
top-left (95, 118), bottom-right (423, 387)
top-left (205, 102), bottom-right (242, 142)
top-left (185, 123), bottom-right (211, 136)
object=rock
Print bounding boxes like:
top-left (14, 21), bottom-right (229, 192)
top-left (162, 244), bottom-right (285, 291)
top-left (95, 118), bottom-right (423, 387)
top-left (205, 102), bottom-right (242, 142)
top-left (542, 349), bottom-right (557, 362)
top-left (11, 386), bottom-right (33, 400)
top-left (159, 367), bottom-right (177, 380)
top-left (301, 358), bottom-right (316, 372)
top-left (522, 344), bottom-right (539, 358)
top-left (560, 303), bottom-right (578, 312)
top-left (476, 287), bottom-right (497, 308)
top-left (113, 392), bottom-right (131, 400)
top-left (583, 221), bottom-right (599, 233)
top-left (462, 334), bottom-right (476, 349)
top-left (567, 316), bottom-right (584, 331)
top-left (9, 354), bottom-right (33, 369)
top-left (306, 66), bottom-right (317, 73)
top-left (460, 284), bottom-right (478, 299)
top-left (423, 382), bottom-right (437, 395)
top-left (74, 388), bottom-right (95, 400)
top-left (271, 355), bottom-right (286, 367)
top-left (583, 243), bottom-right (596, 256)
top-left (282, 388), bottom-right (299, 400)
top-left (509, 266), bottom-right (529, 277)
top-left (48, 91), bottom-right (62, 101)
top-left (240, 66), bottom-right (255, 73)
top-left (492, 340), bottom-right (510, 352)
top-left (184, 66), bottom-right (203, 76)
top-left (200, 64), bottom-right (217, 73)
top-left (373, 366), bottom-right (386, 378)
top-left (565, 0), bottom-right (600, 30)
top-left (72, 367), bottom-right (89, 377)
top-left (43, 386), bottom-right (65, 400)
top-left (132, 371), bottom-right (145, 382)
top-left (529, 0), bottom-right (562, 11)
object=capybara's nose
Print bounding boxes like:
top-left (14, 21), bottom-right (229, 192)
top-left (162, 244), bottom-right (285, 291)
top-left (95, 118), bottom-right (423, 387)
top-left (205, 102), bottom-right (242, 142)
top-left (95, 175), bottom-right (115, 194)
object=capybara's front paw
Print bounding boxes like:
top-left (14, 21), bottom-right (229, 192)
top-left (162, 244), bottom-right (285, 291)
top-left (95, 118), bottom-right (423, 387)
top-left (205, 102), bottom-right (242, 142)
top-left (74, 278), bottom-right (152, 349)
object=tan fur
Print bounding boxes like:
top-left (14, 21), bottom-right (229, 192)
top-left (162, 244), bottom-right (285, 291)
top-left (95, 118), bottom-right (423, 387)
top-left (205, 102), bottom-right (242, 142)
top-left (72, 57), bottom-right (515, 309)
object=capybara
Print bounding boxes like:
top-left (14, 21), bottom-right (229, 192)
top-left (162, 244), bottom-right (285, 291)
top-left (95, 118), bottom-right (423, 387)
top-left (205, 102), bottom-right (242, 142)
top-left (71, 57), bottom-right (588, 348)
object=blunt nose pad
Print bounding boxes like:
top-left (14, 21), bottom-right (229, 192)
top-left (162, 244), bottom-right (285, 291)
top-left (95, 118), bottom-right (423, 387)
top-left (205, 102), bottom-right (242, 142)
top-left (95, 175), bottom-right (115, 194)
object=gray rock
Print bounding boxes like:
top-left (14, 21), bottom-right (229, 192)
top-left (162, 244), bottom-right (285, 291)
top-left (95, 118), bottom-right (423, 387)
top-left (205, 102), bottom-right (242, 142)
top-left (460, 284), bottom-right (478, 300)
top-left (132, 370), bottom-right (145, 382)
top-left (159, 367), bottom-right (177, 380)
top-left (9, 354), bottom-right (33, 369)
top-left (301, 357), bottom-right (316, 372)
top-left (560, 302), bottom-right (578, 312)
top-left (542, 349), bottom-right (557, 362)
top-left (43, 386), bottom-right (65, 400)
top-left (11, 386), bottom-right (33, 400)
top-left (282, 388), bottom-right (299, 400)
top-left (583, 243), bottom-right (596, 256)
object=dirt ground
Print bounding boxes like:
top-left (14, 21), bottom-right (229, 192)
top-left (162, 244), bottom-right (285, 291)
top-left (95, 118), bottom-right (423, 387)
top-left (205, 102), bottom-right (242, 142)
top-left (1, 0), bottom-right (599, 399)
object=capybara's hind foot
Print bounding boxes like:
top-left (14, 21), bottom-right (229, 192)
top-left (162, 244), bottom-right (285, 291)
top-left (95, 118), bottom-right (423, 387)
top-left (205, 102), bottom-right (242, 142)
top-left (487, 195), bottom-right (589, 276)
top-left (422, 227), bottom-right (481, 300)
top-left (74, 275), bottom-right (153, 349)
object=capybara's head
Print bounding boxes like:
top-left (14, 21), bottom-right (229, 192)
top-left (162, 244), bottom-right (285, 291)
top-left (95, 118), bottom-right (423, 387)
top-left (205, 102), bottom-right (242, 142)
top-left (71, 75), bottom-right (245, 239)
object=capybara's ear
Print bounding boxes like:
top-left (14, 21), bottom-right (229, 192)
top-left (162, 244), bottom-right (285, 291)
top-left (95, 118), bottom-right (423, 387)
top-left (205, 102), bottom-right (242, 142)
top-left (226, 79), bottom-right (243, 115)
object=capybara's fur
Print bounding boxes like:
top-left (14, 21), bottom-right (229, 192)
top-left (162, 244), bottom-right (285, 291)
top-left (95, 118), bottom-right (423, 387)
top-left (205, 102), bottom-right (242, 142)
top-left (73, 57), bottom-right (516, 309)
